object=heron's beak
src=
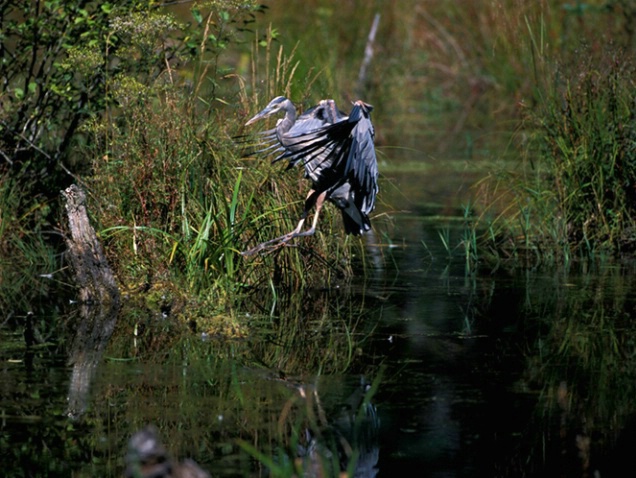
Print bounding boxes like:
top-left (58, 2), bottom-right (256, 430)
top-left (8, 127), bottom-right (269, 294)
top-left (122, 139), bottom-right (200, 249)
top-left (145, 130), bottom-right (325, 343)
top-left (245, 106), bottom-right (276, 126)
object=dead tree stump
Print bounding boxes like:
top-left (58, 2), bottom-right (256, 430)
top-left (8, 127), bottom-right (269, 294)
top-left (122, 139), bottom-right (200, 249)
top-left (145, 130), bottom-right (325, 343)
top-left (62, 184), bottom-right (120, 305)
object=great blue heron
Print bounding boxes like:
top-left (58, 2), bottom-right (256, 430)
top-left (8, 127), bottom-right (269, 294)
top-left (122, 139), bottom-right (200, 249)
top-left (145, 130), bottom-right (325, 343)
top-left (242, 96), bottom-right (378, 255)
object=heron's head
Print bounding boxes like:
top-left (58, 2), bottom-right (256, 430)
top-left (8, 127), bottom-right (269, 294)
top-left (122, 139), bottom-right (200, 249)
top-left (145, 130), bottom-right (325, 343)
top-left (245, 96), bottom-right (291, 125)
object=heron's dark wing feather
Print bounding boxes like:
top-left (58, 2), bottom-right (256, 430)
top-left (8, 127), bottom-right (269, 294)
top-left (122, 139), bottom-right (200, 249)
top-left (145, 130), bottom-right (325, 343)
top-left (275, 118), bottom-right (357, 174)
top-left (235, 128), bottom-right (285, 158)
top-left (277, 102), bottom-right (378, 215)
top-left (344, 102), bottom-right (378, 215)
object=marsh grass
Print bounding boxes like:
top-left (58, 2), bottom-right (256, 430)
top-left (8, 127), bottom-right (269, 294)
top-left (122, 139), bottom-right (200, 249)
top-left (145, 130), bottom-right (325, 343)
top-left (74, 3), bottom-right (373, 330)
top-left (539, 56), bottom-right (636, 252)
top-left (410, 2), bottom-right (633, 266)
top-left (470, 48), bottom-right (636, 267)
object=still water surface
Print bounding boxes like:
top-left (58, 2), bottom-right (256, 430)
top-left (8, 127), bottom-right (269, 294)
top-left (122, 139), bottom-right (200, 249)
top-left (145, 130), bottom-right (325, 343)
top-left (2, 144), bottom-right (636, 477)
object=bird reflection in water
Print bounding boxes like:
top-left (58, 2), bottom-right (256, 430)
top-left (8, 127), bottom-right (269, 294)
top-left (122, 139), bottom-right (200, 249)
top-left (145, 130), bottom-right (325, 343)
top-left (293, 379), bottom-right (380, 478)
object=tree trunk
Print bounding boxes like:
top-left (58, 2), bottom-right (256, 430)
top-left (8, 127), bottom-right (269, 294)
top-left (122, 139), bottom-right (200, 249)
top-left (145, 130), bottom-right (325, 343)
top-left (61, 184), bottom-right (120, 305)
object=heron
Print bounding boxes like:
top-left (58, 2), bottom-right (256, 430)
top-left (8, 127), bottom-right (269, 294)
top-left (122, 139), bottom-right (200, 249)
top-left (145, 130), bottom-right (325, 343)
top-left (242, 96), bottom-right (378, 256)
top-left (244, 97), bottom-right (347, 168)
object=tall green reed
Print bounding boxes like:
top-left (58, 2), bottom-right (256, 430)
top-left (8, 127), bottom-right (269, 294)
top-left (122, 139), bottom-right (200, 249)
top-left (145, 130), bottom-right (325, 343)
top-left (456, 3), bottom-right (636, 266)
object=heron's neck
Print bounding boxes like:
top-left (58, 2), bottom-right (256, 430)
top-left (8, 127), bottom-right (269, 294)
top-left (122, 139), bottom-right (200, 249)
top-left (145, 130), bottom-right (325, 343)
top-left (279, 105), bottom-right (296, 132)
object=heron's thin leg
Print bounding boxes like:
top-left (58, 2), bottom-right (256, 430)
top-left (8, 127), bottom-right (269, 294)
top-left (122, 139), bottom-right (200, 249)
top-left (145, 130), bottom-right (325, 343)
top-left (285, 189), bottom-right (317, 237)
top-left (294, 191), bottom-right (327, 237)
top-left (276, 188), bottom-right (318, 239)
top-left (241, 190), bottom-right (320, 256)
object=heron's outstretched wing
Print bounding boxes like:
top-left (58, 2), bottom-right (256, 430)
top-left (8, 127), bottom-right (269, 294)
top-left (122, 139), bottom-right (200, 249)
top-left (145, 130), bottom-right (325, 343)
top-left (275, 119), bottom-right (354, 171)
top-left (239, 100), bottom-right (346, 162)
top-left (275, 101), bottom-right (378, 214)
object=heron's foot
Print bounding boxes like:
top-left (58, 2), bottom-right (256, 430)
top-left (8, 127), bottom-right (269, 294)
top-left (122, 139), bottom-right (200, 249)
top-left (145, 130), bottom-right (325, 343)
top-left (293, 228), bottom-right (316, 238)
top-left (240, 226), bottom-right (319, 256)
top-left (240, 233), bottom-right (298, 257)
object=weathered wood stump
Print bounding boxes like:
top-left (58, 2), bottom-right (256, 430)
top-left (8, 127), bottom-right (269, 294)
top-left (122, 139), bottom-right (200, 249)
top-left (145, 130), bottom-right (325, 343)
top-left (62, 184), bottom-right (120, 305)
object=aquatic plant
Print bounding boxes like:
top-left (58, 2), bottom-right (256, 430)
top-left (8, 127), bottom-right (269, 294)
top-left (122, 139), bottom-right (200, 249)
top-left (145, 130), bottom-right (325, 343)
top-left (429, 1), bottom-right (635, 266)
top-left (473, 49), bottom-right (636, 266)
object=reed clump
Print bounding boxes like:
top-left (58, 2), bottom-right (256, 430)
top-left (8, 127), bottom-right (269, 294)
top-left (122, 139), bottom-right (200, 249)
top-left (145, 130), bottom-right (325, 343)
top-left (540, 55), bottom-right (636, 254)
top-left (471, 49), bottom-right (636, 267)
top-left (79, 3), bottom-right (360, 316)
top-left (436, 1), bottom-right (636, 266)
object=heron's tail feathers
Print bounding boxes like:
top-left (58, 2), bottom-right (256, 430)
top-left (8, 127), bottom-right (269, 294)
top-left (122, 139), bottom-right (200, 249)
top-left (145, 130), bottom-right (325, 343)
top-left (340, 204), bottom-right (371, 236)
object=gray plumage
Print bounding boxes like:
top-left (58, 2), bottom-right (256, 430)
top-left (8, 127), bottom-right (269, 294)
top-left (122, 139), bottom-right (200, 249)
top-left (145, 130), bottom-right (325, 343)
top-left (242, 96), bottom-right (379, 254)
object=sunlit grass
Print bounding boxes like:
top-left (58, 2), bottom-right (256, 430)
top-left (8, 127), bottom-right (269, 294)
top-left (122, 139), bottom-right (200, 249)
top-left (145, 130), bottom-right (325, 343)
top-left (4, 0), bottom-right (636, 311)
top-left (73, 8), bottom-right (377, 312)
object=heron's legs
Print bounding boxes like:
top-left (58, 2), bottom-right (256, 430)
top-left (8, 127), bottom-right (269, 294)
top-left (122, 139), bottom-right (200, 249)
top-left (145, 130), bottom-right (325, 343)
top-left (241, 190), bottom-right (326, 256)
top-left (293, 190), bottom-right (326, 237)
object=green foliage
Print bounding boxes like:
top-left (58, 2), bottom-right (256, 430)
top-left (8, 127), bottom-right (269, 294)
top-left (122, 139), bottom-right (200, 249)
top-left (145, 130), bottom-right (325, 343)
top-left (539, 56), bottom-right (636, 253)
top-left (452, 3), bottom-right (636, 266)
top-left (1, 1), bottom-right (169, 173)
top-left (474, 51), bottom-right (636, 265)
top-left (84, 82), bottom-right (244, 294)
top-left (0, 0), bottom-right (190, 282)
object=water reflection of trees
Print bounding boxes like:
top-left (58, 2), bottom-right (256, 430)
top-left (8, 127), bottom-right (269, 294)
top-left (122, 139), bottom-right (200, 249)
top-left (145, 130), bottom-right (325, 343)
top-left (481, 266), bottom-right (636, 476)
top-left (67, 284), bottom-right (385, 476)
top-left (0, 255), bottom-right (386, 476)
top-left (0, 271), bottom-right (104, 476)
top-left (241, 286), bottom-right (383, 376)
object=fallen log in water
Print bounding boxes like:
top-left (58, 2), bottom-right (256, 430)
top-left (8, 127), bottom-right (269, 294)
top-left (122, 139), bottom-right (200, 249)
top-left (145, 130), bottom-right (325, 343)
top-left (61, 184), bottom-right (120, 305)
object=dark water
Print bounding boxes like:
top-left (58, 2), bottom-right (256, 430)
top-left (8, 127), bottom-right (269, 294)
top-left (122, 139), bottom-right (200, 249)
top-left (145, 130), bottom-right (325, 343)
top-left (3, 152), bottom-right (636, 477)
